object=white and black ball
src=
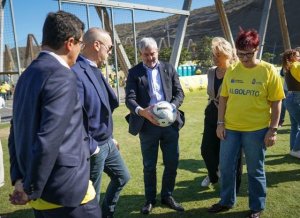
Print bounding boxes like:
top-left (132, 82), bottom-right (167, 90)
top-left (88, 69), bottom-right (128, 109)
top-left (152, 101), bottom-right (177, 127)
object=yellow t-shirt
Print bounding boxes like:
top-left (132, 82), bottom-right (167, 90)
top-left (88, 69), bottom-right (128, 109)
top-left (290, 62), bottom-right (300, 82)
top-left (220, 61), bottom-right (285, 131)
top-left (29, 180), bottom-right (95, 210)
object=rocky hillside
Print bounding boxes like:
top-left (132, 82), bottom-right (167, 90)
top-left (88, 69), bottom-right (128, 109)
top-left (116, 0), bottom-right (299, 58)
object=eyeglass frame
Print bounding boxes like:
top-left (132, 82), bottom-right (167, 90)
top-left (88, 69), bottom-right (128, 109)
top-left (74, 38), bottom-right (85, 49)
top-left (95, 40), bottom-right (113, 52)
top-left (236, 50), bottom-right (256, 59)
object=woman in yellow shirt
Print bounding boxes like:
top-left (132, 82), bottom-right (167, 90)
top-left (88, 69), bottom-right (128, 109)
top-left (208, 29), bottom-right (284, 218)
top-left (282, 49), bottom-right (300, 158)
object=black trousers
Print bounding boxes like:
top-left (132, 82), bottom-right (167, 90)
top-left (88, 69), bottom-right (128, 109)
top-left (33, 197), bottom-right (101, 218)
top-left (201, 102), bottom-right (242, 192)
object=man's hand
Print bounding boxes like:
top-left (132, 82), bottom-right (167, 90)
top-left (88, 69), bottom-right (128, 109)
top-left (138, 106), bottom-right (160, 126)
top-left (112, 138), bottom-right (120, 150)
top-left (9, 180), bottom-right (29, 205)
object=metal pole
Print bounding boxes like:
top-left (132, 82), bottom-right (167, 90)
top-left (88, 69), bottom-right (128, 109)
top-left (276, 0), bottom-right (291, 50)
top-left (169, 0), bottom-right (192, 68)
top-left (0, 1), bottom-right (5, 72)
top-left (86, 4), bottom-right (90, 29)
top-left (257, 0), bottom-right (272, 60)
top-left (9, 0), bottom-right (20, 74)
top-left (131, 9), bottom-right (138, 65)
top-left (58, 0), bottom-right (62, 10)
top-left (214, 0), bottom-right (234, 48)
top-left (101, 8), bottom-right (105, 29)
top-left (111, 7), bottom-right (120, 103)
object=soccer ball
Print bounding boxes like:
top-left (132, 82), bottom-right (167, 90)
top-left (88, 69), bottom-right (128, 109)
top-left (152, 101), bottom-right (177, 127)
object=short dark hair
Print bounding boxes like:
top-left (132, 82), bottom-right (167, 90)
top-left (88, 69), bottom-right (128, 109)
top-left (42, 11), bottom-right (85, 50)
top-left (235, 28), bottom-right (260, 51)
top-left (282, 49), bottom-right (298, 71)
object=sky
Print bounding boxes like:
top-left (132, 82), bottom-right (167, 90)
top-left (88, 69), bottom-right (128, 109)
top-left (9, 0), bottom-right (223, 46)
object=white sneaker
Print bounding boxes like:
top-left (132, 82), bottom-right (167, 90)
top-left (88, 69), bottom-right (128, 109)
top-left (201, 176), bottom-right (210, 187)
top-left (290, 150), bottom-right (300, 158)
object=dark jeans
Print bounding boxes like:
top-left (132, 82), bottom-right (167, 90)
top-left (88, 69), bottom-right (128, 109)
top-left (90, 138), bottom-right (130, 216)
top-left (279, 89), bottom-right (288, 124)
top-left (33, 197), bottom-right (101, 218)
top-left (285, 91), bottom-right (300, 151)
top-left (201, 102), bottom-right (242, 192)
top-left (139, 122), bottom-right (179, 202)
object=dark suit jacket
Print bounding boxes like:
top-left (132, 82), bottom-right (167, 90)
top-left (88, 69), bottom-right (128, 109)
top-left (8, 52), bottom-right (90, 207)
top-left (125, 61), bottom-right (185, 135)
top-left (72, 56), bottom-right (119, 154)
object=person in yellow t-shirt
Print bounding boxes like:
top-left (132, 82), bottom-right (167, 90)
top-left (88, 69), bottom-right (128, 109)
top-left (282, 49), bottom-right (300, 158)
top-left (208, 29), bottom-right (284, 218)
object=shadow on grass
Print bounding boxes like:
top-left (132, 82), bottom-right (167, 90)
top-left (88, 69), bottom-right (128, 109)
top-left (266, 168), bottom-right (300, 187)
top-left (116, 194), bottom-right (249, 218)
top-left (178, 159), bottom-right (205, 173)
top-left (265, 153), bottom-right (300, 165)
top-left (1, 209), bottom-right (34, 218)
top-left (277, 128), bottom-right (291, 134)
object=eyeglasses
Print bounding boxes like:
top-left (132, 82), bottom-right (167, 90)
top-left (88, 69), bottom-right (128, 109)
top-left (74, 39), bottom-right (85, 48)
top-left (96, 40), bottom-right (113, 52)
top-left (237, 51), bottom-right (255, 58)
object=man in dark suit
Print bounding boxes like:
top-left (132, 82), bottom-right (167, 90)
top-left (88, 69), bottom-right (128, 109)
top-left (8, 11), bottom-right (101, 218)
top-left (125, 37), bottom-right (185, 214)
top-left (72, 27), bottom-right (130, 218)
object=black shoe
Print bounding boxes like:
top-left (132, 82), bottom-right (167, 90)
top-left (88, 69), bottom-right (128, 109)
top-left (161, 196), bottom-right (184, 212)
top-left (208, 203), bottom-right (232, 213)
top-left (247, 210), bottom-right (262, 218)
top-left (141, 200), bottom-right (156, 214)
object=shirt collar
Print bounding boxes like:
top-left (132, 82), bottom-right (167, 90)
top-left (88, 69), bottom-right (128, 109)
top-left (143, 61), bottom-right (160, 71)
top-left (80, 55), bottom-right (98, 68)
top-left (41, 50), bottom-right (70, 69)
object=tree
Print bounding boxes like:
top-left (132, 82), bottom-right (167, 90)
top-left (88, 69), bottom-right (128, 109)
top-left (262, 52), bottom-right (276, 63)
top-left (159, 47), bottom-right (172, 62)
top-left (195, 36), bottom-right (213, 67)
top-left (179, 48), bottom-right (192, 65)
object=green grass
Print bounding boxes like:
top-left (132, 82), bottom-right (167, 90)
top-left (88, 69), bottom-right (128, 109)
top-left (1, 90), bottom-right (300, 218)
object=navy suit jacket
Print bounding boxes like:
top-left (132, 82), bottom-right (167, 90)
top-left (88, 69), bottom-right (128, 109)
top-left (72, 56), bottom-right (119, 154)
top-left (125, 61), bottom-right (185, 135)
top-left (8, 52), bottom-right (90, 207)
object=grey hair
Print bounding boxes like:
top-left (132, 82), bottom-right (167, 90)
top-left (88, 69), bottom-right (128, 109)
top-left (211, 37), bottom-right (237, 64)
top-left (139, 37), bottom-right (158, 52)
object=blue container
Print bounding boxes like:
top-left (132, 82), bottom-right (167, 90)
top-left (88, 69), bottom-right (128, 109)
top-left (177, 66), bottom-right (183, 77)
top-left (191, 65), bottom-right (197, 75)
top-left (187, 66), bottom-right (192, 76)
top-left (182, 66), bottom-right (187, 76)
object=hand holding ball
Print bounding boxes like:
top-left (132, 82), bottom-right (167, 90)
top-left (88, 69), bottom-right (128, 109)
top-left (151, 101), bottom-right (177, 127)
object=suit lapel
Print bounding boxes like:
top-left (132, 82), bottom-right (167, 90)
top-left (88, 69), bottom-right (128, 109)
top-left (140, 64), bottom-right (150, 95)
top-left (79, 58), bottom-right (110, 110)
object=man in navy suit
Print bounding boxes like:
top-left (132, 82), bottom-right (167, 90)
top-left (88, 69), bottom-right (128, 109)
top-left (125, 37), bottom-right (185, 214)
top-left (8, 11), bottom-right (101, 218)
top-left (72, 28), bottom-right (130, 218)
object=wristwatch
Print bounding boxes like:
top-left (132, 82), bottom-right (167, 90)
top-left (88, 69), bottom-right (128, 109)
top-left (269, 127), bottom-right (278, 135)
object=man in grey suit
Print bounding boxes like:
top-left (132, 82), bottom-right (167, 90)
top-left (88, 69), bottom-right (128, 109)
top-left (125, 37), bottom-right (185, 214)
top-left (8, 11), bottom-right (101, 218)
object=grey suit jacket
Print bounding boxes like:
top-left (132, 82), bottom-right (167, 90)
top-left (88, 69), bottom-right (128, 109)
top-left (125, 61), bottom-right (185, 135)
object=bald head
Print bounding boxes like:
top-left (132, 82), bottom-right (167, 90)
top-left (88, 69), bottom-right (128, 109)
top-left (83, 27), bottom-right (110, 44)
top-left (81, 27), bottom-right (113, 67)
